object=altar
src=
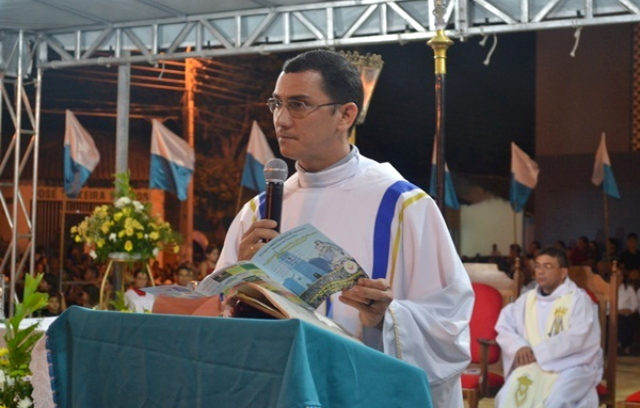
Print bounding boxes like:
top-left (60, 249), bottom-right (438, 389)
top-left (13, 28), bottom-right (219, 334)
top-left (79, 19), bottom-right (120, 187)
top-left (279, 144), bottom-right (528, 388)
top-left (45, 307), bottom-right (432, 407)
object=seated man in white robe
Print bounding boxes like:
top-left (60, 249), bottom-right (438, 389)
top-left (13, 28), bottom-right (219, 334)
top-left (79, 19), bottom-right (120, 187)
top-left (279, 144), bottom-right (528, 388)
top-left (495, 247), bottom-right (603, 408)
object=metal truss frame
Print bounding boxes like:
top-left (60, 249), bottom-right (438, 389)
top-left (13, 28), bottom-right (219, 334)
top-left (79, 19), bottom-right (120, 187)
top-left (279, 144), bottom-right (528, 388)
top-left (0, 32), bottom-right (41, 317)
top-left (0, 0), bottom-right (639, 70)
top-left (0, 0), bottom-right (638, 313)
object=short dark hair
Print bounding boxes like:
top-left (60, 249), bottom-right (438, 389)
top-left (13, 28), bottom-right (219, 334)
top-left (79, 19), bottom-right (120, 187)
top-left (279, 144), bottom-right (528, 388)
top-left (282, 49), bottom-right (364, 133)
top-left (82, 284), bottom-right (100, 305)
top-left (538, 247), bottom-right (569, 268)
top-left (176, 262), bottom-right (195, 276)
top-left (628, 232), bottom-right (638, 240)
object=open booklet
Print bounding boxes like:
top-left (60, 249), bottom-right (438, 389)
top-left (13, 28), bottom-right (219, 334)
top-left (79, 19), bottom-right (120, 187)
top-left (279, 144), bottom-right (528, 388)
top-left (145, 223), bottom-right (368, 341)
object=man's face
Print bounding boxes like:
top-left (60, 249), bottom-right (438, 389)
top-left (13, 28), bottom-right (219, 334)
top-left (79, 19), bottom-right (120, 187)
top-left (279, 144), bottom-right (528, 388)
top-left (534, 254), bottom-right (568, 294)
top-left (47, 297), bottom-right (61, 313)
top-left (177, 269), bottom-right (193, 287)
top-left (272, 70), bottom-right (355, 172)
top-left (134, 273), bottom-right (148, 289)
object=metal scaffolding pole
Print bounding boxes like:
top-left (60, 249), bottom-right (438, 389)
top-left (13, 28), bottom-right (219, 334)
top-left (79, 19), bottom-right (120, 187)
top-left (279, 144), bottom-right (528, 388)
top-left (0, 31), bottom-right (40, 316)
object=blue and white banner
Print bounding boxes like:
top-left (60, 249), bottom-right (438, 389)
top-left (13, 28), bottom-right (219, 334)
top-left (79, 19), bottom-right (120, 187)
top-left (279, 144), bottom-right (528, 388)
top-left (510, 142), bottom-right (539, 213)
top-left (64, 110), bottom-right (100, 198)
top-left (241, 121), bottom-right (275, 192)
top-left (428, 138), bottom-right (459, 209)
top-left (591, 132), bottom-right (620, 199)
top-left (149, 119), bottom-right (195, 201)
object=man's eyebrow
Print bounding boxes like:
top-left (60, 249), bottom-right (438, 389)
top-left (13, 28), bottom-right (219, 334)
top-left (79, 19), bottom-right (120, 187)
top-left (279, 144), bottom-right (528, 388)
top-left (272, 93), bottom-right (311, 100)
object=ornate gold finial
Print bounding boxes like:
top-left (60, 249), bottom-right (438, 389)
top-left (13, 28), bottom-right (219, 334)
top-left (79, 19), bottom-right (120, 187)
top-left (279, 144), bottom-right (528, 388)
top-left (341, 51), bottom-right (384, 126)
top-left (427, 0), bottom-right (453, 75)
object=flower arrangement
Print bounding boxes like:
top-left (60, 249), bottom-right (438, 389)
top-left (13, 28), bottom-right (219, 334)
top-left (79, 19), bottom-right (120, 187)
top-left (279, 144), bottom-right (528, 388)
top-left (1, 274), bottom-right (48, 408)
top-left (70, 172), bottom-right (182, 263)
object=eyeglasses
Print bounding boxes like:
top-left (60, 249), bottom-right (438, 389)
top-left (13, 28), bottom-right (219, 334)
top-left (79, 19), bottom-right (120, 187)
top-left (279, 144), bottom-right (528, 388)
top-left (534, 262), bottom-right (560, 271)
top-left (266, 98), bottom-right (345, 119)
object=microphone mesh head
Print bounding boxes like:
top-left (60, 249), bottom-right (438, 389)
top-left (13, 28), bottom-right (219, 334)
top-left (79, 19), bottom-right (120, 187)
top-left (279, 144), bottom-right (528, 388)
top-left (264, 158), bottom-right (288, 183)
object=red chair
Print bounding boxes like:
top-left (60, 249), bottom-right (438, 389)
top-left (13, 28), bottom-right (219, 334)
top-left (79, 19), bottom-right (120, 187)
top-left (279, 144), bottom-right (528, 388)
top-left (619, 391), bottom-right (640, 407)
top-left (462, 283), bottom-right (505, 408)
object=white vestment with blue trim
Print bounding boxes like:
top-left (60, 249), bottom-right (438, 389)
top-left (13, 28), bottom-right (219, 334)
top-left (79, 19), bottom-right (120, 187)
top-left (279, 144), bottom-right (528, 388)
top-left (218, 148), bottom-right (474, 407)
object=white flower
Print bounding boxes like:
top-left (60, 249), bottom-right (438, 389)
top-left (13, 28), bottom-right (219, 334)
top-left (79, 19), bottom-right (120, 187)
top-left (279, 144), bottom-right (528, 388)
top-left (132, 200), bottom-right (144, 212)
top-left (17, 397), bottom-right (32, 408)
top-left (109, 233), bottom-right (117, 242)
top-left (0, 370), bottom-right (5, 386)
top-left (114, 196), bottom-right (131, 208)
top-left (152, 247), bottom-right (159, 257)
top-left (144, 234), bottom-right (149, 240)
top-left (89, 250), bottom-right (97, 259)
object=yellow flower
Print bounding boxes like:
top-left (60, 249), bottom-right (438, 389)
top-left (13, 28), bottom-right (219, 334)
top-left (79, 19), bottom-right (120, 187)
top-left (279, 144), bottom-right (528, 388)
top-left (173, 245), bottom-right (180, 254)
top-left (114, 212), bottom-right (123, 222)
top-left (118, 230), bottom-right (126, 238)
top-left (137, 232), bottom-right (144, 239)
top-left (0, 348), bottom-right (8, 357)
top-left (97, 239), bottom-right (105, 248)
top-left (101, 221), bottom-right (110, 234)
top-left (124, 241), bottom-right (133, 252)
top-left (75, 235), bottom-right (81, 243)
top-left (125, 227), bottom-right (134, 237)
top-left (149, 231), bottom-right (159, 240)
top-left (70, 226), bottom-right (78, 234)
top-left (133, 220), bottom-right (144, 230)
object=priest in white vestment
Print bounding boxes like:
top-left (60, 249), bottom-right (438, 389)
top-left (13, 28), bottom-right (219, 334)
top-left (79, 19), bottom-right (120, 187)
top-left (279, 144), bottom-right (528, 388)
top-left (217, 50), bottom-right (474, 407)
top-left (495, 247), bottom-right (603, 408)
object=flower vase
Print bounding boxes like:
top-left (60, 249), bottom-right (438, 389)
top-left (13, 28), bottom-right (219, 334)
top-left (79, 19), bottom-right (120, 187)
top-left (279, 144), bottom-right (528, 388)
top-left (108, 252), bottom-right (142, 262)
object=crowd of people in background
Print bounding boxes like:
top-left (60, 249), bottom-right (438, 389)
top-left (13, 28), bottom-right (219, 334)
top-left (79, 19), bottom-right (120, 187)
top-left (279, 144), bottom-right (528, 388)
top-left (0, 242), bottom-right (221, 317)
top-left (469, 232), bottom-right (640, 357)
top-left (2, 230), bottom-right (639, 356)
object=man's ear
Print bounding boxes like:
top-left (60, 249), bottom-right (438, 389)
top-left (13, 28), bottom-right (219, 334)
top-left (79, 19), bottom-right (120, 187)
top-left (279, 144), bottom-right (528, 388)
top-left (338, 102), bottom-right (359, 131)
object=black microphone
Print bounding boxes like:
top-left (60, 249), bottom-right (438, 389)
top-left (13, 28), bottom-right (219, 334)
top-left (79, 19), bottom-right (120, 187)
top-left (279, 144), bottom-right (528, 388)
top-left (264, 158), bottom-right (288, 232)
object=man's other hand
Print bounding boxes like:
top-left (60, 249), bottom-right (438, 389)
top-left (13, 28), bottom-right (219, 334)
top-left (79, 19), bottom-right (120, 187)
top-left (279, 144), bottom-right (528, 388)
top-left (514, 346), bottom-right (536, 369)
top-left (339, 278), bottom-right (393, 329)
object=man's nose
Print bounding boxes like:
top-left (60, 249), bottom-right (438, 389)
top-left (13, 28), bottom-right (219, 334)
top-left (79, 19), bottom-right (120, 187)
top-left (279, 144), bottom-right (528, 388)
top-left (274, 106), bottom-right (293, 127)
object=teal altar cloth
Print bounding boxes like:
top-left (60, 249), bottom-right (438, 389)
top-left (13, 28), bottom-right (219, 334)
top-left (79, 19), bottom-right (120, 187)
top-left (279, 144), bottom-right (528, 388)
top-left (47, 307), bottom-right (432, 408)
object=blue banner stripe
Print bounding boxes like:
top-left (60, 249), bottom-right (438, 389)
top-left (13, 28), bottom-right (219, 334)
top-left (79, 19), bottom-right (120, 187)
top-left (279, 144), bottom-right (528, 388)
top-left (372, 180), bottom-right (420, 280)
top-left (603, 165), bottom-right (621, 199)
top-left (150, 154), bottom-right (193, 201)
top-left (64, 145), bottom-right (92, 199)
top-left (509, 174), bottom-right (533, 213)
top-left (429, 164), bottom-right (460, 209)
top-left (241, 154), bottom-right (267, 192)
